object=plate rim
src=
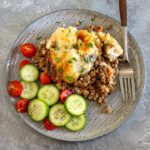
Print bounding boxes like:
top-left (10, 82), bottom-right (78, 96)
top-left (4, 8), bottom-right (145, 141)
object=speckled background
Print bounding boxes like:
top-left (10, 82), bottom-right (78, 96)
top-left (0, 0), bottom-right (150, 150)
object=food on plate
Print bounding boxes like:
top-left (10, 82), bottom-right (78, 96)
top-left (65, 94), bottom-right (87, 116)
top-left (37, 85), bottom-right (59, 106)
top-left (20, 43), bottom-right (36, 58)
top-left (8, 80), bottom-right (23, 97)
top-left (43, 117), bottom-right (57, 130)
top-left (19, 64), bottom-right (39, 82)
top-left (49, 104), bottom-right (71, 126)
top-left (65, 114), bottom-right (86, 131)
top-left (98, 32), bottom-right (123, 61)
top-left (16, 98), bottom-right (29, 113)
top-left (8, 24), bottom-right (123, 132)
top-left (28, 99), bottom-right (49, 121)
top-left (45, 26), bottom-right (100, 83)
top-left (60, 89), bottom-right (72, 103)
top-left (19, 59), bottom-right (30, 69)
top-left (39, 72), bottom-right (51, 85)
top-left (32, 25), bottom-right (123, 109)
top-left (20, 81), bottom-right (38, 99)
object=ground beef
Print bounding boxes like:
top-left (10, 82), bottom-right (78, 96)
top-left (32, 39), bottom-right (49, 72)
top-left (32, 26), bottom-right (122, 114)
top-left (64, 55), bottom-right (119, 107)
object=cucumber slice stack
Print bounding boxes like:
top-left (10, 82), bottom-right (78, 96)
top-left (48, 94), bottom-right (87, 131)
top-left (16, 62), bottom-right (88, 132)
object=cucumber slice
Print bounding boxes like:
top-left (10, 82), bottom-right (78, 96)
top-left (20, 81), bottom-right (38, 99)
top-left (65, 94), bottom-right (87, 116)
top-left (38, 85), bottom-right (59, 106)
top-left (65, 114), bottom-right (86, 131)
top-left (49, 104), bottom-right (71, 126)
top-left (28, 99), bottom-right (49, 121)
top-left (20, 64), bottom-right (39, 82)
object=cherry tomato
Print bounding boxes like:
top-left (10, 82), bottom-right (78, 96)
top-left (60, 89), bottom-right (72, 103)
top-left (16, 98), bottom-right (29, 113)
top-left (44, 118), bottom-right (57, 130)
top-left (39, 72), bottom-right (51, 85)
top-left (20, 43), bottom-right (36, 58)
top-left (19, 60), bottom-right (30, 69)
top-left (8, 80), bottom-right (23, 97)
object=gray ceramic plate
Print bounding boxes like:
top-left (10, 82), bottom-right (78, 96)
top-left (5, 9), bottom-right (145, 141)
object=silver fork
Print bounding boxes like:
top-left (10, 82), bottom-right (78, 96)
top-left (119, 0), bottom-right (135, 101)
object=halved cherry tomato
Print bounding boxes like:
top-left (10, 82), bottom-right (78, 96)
top-left (60, 89), bottom-right (72, 103)
top-left (8, 80), bottom-right (23, 97)
top-left (16, 98), bottom-right (29, 113)
top-left (44, 118), bottom-right (57, 130)
top-left (39, 72), bottom-right (51, 85)
top-left (19, 60), bottom-right (30, 69)
top-left (20, 43), bottom-right (36, 58)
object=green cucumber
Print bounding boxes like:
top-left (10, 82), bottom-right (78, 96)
top-left (20, 64), bottom-right (39, 82)
top-left (65, 114), bottom-right (86, 131)
top-left (65, 94), bottom-right (87, 116)
top-left (49, 104), bottom-right (71, 126)
top-left (20, 81), bottom-right (38, 99)
top-left (38, 85), bottom-right (59, 106)
top-left (28, 99), bottom-right (49, 122)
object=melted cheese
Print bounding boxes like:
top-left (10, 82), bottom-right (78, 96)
top-left (50, 48), bottom-right (81, 83)
top-left (46, 26), bottom-right (123, 83)
top-left (46, 26), bottom-right (100, 83)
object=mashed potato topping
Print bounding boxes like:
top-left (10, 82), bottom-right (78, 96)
top-left (98, 32), bottom-right (123, 61)
top-left (46, 26), bottom-right (123, 83)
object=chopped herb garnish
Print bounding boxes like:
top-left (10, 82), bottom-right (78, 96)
top-left (66, 34), bottom-right (69, 37)
top-left (76, 21), bottom-right (82, 26)
top-left (95, 40), bottom-right (99, 47)
top-left (87, 30), bottom-right (91, 33)
top-left (91, 16), bottom-right (96, 22)
top-left (56, 21), bottom-right (61, 24)
top-left (66, 76), bottom-right (73, 82)
top-left (87, 43), bottom-right (93, 48)
top-left (105, 41), bottom-right (110, 46)
top-left (36, 35), bottom-right (42, 40)
top-left (84, 56), bottom-right (89, 63)
top-left (58, 68), bottom-right (63, 73)
top-left (54, 47), bottom-right (60, 51)
top-left (69, 29), bottom-right (71, 34)
top-left (68, 57), bottom-right (78, 63)
top-left (80, 68), bottom-right (85, 74)
top-left (55, 57), bottom-right (60, 63)
top-left (72, 44), bottom-right (79, 49)
top-left (71, 57), bottom-right (78, 62)
top-left (68, 60), bottom-right (73, 63)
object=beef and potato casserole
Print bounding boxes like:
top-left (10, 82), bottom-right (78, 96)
top-left (32, 25), bottom-right (123, 113)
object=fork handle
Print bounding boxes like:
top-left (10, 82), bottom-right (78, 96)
top-left (119, 0), bottom-right (128, 61)
top-left (119, 0), bottom-right (127, 26)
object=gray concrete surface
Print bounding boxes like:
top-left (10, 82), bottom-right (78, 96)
top-left (0, 0), bottom-right (150, 149)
